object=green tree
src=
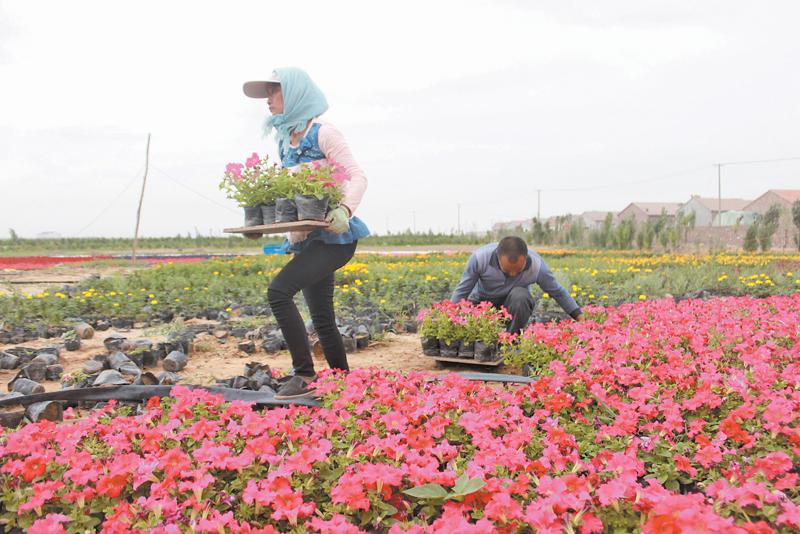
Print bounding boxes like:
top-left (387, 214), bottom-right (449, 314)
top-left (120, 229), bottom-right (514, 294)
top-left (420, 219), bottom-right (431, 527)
top-left (792, 199), bottom-right (800, 251)
top-left (612, 216), bottom-right (637, 250)
top-left (743, 220), bottom-right (759, 252)
top-left (637, 221), bottom-right (656, 250)
top-left (757, 204), bottom-right (782, 251)
top-left (8, 228), bottom-right (18, 241)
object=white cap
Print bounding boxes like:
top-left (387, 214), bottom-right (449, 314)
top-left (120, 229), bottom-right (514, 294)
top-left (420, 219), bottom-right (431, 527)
top-left (243, 71), bottom-right (280, 98)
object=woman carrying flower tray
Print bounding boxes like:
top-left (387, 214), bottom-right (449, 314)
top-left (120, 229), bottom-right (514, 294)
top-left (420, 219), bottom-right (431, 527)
top-left (242, 67), bottom-right (370, 399)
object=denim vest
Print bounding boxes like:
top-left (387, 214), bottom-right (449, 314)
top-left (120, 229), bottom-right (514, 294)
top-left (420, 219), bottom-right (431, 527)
top-left (279, 123), bottom-right (370, 254)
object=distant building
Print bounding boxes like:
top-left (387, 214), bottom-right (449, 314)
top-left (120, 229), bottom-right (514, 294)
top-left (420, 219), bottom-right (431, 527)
top-left (744, 190), bottom-right (800, 248)
top-left (677, 196), bottom-right (752, 227)
top-left (36, 232), bottom-right (63, 239)
top-left (579, 211), bottom-right (619, 230)
top-left (617, 202), bottom-right (683, 225)
top-left (491, 219), bottom-right (534, 232)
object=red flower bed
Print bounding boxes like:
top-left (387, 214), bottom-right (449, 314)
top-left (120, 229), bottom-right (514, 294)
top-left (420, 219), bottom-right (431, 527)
top-left (0, 256), bottom-right (114, 270)
top-left (1, 296), bottom-right (799, 533)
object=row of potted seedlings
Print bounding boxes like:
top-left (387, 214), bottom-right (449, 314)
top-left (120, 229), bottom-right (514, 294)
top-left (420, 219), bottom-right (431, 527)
top-left (220, 153), bottom-right (350, 226)
top-left (416, 300), bottom-right (512, 363)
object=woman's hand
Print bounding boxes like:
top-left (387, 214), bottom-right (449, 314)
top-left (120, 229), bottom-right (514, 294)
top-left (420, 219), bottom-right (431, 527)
top-left (324, 206), bottom-right (350, 234)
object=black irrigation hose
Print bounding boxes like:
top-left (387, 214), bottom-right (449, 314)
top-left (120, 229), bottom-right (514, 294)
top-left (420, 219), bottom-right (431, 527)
top-left (0, 384), bottom-right (320, 409)
top-left (0, 374), bottom-right (533, 412)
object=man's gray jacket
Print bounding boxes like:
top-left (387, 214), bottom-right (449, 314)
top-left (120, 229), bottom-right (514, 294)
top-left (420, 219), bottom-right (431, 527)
top-left (450, 243), bottom-right (581, 318)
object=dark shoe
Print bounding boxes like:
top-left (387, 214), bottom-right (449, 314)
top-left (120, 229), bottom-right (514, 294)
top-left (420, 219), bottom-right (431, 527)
top-left (274, 375), bottom-right (318, 400)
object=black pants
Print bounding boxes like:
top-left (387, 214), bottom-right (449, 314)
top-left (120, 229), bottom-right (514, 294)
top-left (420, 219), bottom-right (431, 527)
top-left (267, 240), bottom-right (357, 377)
top-left (468, 287), bottom-right (536, 335)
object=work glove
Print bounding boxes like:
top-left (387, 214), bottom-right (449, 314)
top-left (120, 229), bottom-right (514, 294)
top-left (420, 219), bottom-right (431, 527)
top-left (325, 206), bottom-right (350, 234)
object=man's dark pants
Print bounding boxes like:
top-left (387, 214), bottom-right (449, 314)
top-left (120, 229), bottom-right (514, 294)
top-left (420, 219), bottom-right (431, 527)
top-left (467, 287), bottom-right (537, 335)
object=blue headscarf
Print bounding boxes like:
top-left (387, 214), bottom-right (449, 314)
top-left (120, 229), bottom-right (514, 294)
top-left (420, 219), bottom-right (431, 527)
top-left (262, 67), bottom-right (329, 157)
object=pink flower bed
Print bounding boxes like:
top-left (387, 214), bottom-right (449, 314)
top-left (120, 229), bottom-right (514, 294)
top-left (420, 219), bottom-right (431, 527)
top-left (1, 296), bottom-right (799, 533)
top-left (0, 256), bottom-right (114, 270)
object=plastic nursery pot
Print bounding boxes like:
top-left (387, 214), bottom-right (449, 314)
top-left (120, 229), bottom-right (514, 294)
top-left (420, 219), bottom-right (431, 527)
top-left (458, 340), bottom-right (475, 358)
top-left (243, 205), bottom-right (264, 227)
top-left (294, 194), bottom-right (329, 221)
top-left (12, 378), bottom-right (45, 395)
top-left (261, 202), bottom-right (277, 225)
top-left (162, 351), bottom-right (188, 373)
top-left (474, 341), bottom-right (498, 362)
top-left (275, 198), bottom-right (298, 222)
top-left (420, 337), bottom-right (440, 356)
top-left (439, 339), bottom-right (459, 358)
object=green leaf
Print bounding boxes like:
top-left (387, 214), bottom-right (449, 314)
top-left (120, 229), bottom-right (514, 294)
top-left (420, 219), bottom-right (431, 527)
top-left (451, 474), bottom-right (469, 494)
top-left (403, 484), bottom-right (449, 499)
top-left (665, 479), bottom-right (680, 492)
top-left (374, 501), bottom-right (399, 515)
top-left (460, 477), bottom-right (486, 496)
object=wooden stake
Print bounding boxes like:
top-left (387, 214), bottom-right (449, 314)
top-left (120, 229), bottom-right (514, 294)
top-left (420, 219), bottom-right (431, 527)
top-left (132, 134), bottom-right (151, 265)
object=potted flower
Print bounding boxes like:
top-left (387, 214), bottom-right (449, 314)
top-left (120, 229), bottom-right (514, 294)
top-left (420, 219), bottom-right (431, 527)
top-left (290, 160), bottom-right (349, 221)
top-left (219, 153), bottom-right (281, 226)
top-left (464, 301), bottom-right (512, 361)
top-left (416, 300), bottom-right (511, 360)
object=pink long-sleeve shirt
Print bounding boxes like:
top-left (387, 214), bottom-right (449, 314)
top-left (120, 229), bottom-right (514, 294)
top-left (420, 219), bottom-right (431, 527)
top-left (286, 118), bottom-right (368, 216)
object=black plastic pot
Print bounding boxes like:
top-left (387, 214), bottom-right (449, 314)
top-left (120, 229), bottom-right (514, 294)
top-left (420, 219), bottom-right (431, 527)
top-left (243, 205), bottom-right (264, 227)
top-left (12, 378), bottom-right (45, 395)
top-left (295, 194), bottom-right (329, 221)
top-left (474, 341), bottom-right (498, 362)
top-left (421, 337), bottom-right (440, 356)
top-left (458, 340), bottom-right (475, 358)
top-left (261, 202), bottom-right (277, 225)
top-left (275, 198), bottom-right (298, 222)
top-left (163, 351), bottom-right (188, 372)
top-left (439, 339), bottom-right (459, 358)
top-left (26, 401), bottom-right (63, 423)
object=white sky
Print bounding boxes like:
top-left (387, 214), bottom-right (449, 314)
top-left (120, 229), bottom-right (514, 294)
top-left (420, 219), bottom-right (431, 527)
top-left (1, 0), bottom-right (798, 238)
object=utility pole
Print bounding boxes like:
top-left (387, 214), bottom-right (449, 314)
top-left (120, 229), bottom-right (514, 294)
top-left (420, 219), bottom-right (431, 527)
top-left (413, 212), bottom-right (416, 233)
top-left (537, 190), bottom-right (541, 219)
top-left (132, 134), bottom-right (151, 265)
top-left (457, 204), bottom-right (461, 235)
top-left (717, 164), bottom-right (722, 227)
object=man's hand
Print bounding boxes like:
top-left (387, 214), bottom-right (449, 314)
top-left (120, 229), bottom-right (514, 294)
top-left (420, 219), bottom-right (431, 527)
top-left (325, 206), bottom-right (350, 234)
top-left (576, 313), bottom-right (586, 324)
top-left (242, 232), bottom-right (263, 240)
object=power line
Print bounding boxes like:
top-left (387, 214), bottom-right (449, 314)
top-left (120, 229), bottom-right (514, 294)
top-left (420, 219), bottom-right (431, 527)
top-left (459, 164), bottom-right (711, 206)
top-left (544, 165), bottom-right (711, 192)
top-left (73, 164), bottom-right (145, 237)
top-left (148, 163), bottom-right (240, 214)
top-left (718, 156), bottom-right (800, 166)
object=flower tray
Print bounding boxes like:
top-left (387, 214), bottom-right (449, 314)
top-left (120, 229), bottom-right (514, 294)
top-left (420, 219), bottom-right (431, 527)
top-left (421, 352), bottom-right (505, 367)
top-left (224, 220), bottom-right (330, 235)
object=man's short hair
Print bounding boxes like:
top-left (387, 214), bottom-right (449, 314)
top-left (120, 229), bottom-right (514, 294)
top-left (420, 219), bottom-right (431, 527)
top-left (497, 236), bottom-right (528, 262)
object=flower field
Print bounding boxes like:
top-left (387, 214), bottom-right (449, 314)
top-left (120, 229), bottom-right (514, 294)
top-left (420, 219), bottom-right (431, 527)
top-left (1, 250), bottom-right (799, 327)
top-left (1, 250), bottom-right (799, 532)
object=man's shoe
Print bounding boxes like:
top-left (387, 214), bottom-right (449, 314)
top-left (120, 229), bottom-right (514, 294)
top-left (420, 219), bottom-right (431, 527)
top-left (274, 375), bottom-right (318, 400)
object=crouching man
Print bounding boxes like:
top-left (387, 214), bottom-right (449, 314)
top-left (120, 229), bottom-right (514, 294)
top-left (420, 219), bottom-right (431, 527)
top-left (451, 236), bottom-right (585, 334)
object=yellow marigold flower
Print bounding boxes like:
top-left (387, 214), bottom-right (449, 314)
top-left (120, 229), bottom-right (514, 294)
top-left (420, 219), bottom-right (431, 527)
top-left (151, 300), bottom-right (158, 304)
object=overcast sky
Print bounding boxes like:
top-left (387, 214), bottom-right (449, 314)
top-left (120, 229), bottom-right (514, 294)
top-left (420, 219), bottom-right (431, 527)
top-left (1, 0), bottom-right (798, 239)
